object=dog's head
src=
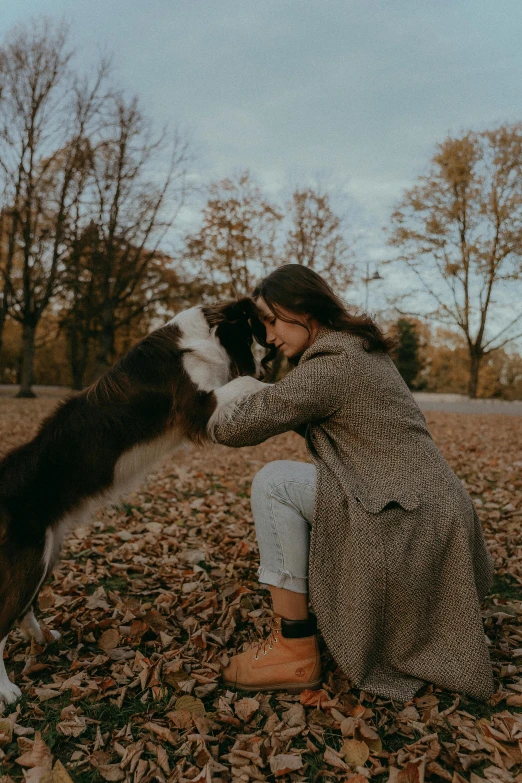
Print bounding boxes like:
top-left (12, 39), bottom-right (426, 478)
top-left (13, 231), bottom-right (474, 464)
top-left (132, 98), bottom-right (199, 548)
top-left (202, 298), bottom-right (270, 380)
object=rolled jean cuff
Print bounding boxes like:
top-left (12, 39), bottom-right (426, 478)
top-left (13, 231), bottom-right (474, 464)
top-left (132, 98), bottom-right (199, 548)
top-left (257, 565), bottom-right (308, 594)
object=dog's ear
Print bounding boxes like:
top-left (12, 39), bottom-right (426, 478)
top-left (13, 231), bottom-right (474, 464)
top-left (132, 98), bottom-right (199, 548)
top-left (202, 298), bottom-right (255, 327)
top-left (220, 298), bottom-right (256, 323)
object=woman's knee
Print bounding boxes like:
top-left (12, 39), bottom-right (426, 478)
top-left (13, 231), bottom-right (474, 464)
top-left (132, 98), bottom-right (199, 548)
top-left (251, 460), bottom-right (294, 505)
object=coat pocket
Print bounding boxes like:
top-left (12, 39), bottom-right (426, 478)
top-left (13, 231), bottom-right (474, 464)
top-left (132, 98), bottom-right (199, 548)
top-left (353, 487), bottom-right (421, 514)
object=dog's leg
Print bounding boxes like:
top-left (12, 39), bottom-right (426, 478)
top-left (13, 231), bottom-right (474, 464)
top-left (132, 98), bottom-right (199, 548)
top-left (19, 605), bottom-right (60, 644)
top-left (0, 533), bottom-right (50, 705)
top-left (17, 528), bottom-right (63, 646)
top-left (19, 606), bottom-right (45, 643)
top-left (0, 636), bottom-right (22, 705)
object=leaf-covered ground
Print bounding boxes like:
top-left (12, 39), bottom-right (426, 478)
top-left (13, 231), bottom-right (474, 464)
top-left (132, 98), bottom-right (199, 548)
top-left (1, 398), bottom-right (522, 783)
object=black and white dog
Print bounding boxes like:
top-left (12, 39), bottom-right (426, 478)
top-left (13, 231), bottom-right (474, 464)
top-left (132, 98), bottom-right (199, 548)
top-left (0, 299), bottom-right (268, 704)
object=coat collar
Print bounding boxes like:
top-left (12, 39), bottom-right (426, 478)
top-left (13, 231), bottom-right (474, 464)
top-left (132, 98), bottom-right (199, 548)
top-left (298, 325), bottom-right (344, 364)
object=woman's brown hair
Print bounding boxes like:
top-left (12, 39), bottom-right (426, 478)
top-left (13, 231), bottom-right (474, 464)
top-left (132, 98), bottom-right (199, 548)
top-left (252, 264), bottom-right (396, 355)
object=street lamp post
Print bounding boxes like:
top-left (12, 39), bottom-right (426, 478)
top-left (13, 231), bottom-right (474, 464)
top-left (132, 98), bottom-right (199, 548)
top-left (363, 261), bottom-right (383, 312)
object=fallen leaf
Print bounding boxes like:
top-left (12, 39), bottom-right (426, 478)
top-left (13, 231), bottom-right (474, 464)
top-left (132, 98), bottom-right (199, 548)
top-left (15, 732), bottom-right (53, 771)
top-left (269, 753), bottom-right (303, 776)
top-left (342, 738), bottom-right (370, 766)
top-left (399, 706), bottom-right (421, 722)
top-left (33, 688), bottom-right (61, 702)
top-left (324, 745), bottom-right (350, 770)
top-left (300, 688), bottom-right (330, 706)
top-left (166, 709), bottom-right (193, 729)
top-left (40, 760), bottom-right (75, 783)
top-left (427, 761), bottom-right (452, 780)
top-left (96, 765), bottom-right (125, 782)
top-left (56, 713), bottom-right (87, 738)
top-left (173, 695), bottom-right (206, 715)
top-left (98, 628), bottom-right (120, 653)
top-left (398, 757), bottom-right (426, 783)
top-left (234, 697), bottom-right (259, 722)
top-left (282, 703), bottom-right (306, 727)
top-left (356, 720), bottom-right (383, 752)
top-left (0, 719), bottom-right (13, 748)
top-left (143, 722), bottom-right (178, 745)
top-left (37, 586), bottom-right (56, 611)
top-left (340, 716), bottom-right (356, 736)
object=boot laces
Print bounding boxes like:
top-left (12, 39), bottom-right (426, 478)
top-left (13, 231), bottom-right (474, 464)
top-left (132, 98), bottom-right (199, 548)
top-left (253, 619), bottom-right (280, 661)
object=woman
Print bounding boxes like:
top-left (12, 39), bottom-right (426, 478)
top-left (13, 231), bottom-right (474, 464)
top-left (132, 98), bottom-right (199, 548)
top-left (210, 264), bottom-right (494, 702)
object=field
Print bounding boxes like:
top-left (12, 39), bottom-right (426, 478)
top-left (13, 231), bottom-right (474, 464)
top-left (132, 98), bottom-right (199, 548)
top-left (1, 398), bottom-right (522, 783)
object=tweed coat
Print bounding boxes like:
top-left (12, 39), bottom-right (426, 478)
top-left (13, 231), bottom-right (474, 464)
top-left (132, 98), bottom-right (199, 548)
top-left (212, 326), bottom-right (495, 702)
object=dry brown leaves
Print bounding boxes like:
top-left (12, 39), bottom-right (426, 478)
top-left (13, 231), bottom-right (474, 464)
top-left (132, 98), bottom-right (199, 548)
top-left (0, 399), bottom-right (521, 783)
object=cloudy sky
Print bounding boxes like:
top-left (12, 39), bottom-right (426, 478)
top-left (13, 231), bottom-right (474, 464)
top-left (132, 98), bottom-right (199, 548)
top-left (2, 0), bottom-right (522, 332)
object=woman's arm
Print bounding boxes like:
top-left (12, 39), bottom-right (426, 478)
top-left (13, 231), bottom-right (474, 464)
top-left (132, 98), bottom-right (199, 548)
top-left (208, 352), bottom-right (346, 448)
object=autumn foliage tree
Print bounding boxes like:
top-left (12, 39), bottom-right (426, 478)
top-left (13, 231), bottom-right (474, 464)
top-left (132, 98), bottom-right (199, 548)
top-left (283, 187), bottom-right (354, 290)
top-left (182, 171), bottom-right (282, 299)
top-left (385, 319), bottom-right (522, 400)
top-left (183, 173), bottom-right (356, 302)
top-left (388, 124), bottom-right (522, 398)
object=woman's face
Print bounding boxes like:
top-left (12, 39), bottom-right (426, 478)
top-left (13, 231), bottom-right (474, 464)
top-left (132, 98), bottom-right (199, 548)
top-left (254, 297), bottom-right (319, 359)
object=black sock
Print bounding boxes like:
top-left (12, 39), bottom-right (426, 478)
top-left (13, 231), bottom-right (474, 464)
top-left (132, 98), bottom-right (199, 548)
top-left (280, 612), bottom-right (318, 639)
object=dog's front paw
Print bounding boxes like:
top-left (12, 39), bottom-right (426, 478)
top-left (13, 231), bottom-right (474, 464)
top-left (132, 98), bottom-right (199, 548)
top-left (215, 375), bottom-right (268, 404)
top-left (208, 376), bottom-right (269, 438)
top-left (0, 679), bottom-right (22, 704)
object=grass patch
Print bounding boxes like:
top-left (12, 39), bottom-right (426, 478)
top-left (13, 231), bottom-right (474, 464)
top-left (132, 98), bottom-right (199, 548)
top-left (82, 694), bottom-right (152, 728)
top-left (303, 749), bottom-right (331, 779)
top-left (488, 573), bottom-right (522, 602)
top-left (383, 729), bottom-right (425, 754)
top-left (85, 575), bottom-right (128, 594)
top-left (112, 502), bottom-right (144, 515)
top-left (69, 770), bottom-right (105, 783)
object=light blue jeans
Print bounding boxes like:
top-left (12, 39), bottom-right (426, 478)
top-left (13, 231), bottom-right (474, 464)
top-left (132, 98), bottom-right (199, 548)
top-left (250, 460), bottom-right (316, 595)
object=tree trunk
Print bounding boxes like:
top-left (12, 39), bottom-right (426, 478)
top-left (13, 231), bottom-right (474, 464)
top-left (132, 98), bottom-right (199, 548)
top-left (71, 362), bottom-right (84, 392)
top-left (0, 309), bottom-right (7, 362)
top-left (95, 304), bottom-right (115, 377)
top-left (17, 320), bottom-right (37, 398)
top-left (468, 351), bottom-right (483, 399)
top-left (68, 325), bottom-right (88, 390)
top-left (0, 282), bottom-right (11, 360)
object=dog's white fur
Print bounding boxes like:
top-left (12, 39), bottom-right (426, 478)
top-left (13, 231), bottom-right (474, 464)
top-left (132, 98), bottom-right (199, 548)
top-left (0, 638), bottom-right (21, 705)
top-left (168, 307), bottom-right (231, 392)
top-left (207, 376), bottom-right (268, 440)
top-left (0, 306), bottom-right (267, 705)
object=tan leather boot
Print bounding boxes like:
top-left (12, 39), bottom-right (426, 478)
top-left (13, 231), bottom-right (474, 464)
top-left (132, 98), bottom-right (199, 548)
top-left (221, 614), bottom-right (322, 694)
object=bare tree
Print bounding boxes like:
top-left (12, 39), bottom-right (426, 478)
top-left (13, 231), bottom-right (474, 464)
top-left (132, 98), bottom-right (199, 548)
top-left (58, 221), bottom-right (99, 389)
top-left (182, 170), bottom-right (282, 298)
top-left (388, 124), bottom-right (522, 398)
top-left (283, 187), bottom-right (355, 290)
top-left (0, 17), bottom-right (109, 396)
top-left (79, 93), bottom-right (191, 376)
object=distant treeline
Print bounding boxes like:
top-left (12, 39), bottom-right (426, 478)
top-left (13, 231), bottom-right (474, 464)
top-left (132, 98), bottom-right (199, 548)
top-left (1, 18), bottom-right (522, 398)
